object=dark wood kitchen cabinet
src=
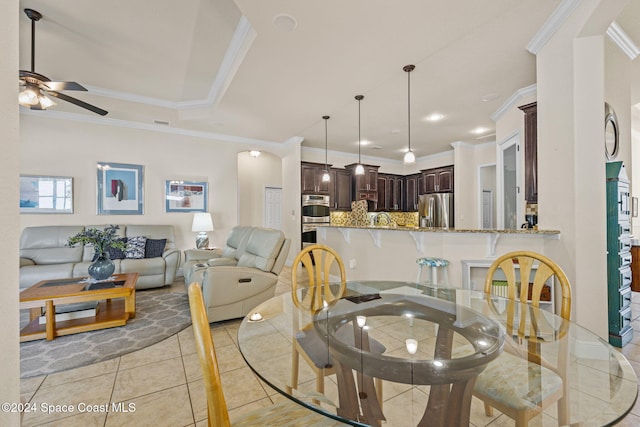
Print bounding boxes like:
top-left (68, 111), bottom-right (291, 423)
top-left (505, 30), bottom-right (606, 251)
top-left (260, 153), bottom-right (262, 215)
top-left (301, 162), bottom-right (331, 195)
top-left (519, 102), bottom-right (537, 204)
top-left (378, 174), bottom-right (404, 211)
top-left (404, 173), bottom-right (420, 211)
top-left (345, 163), bottom-right (379, 206)
top-left (422, 166), bottom-right (454, 194)
top-left (330, 168), bottom-right (352, 210)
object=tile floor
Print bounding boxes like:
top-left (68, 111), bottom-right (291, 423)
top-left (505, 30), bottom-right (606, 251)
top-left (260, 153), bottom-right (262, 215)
top-left (19, 269), bottom-right (640, 426)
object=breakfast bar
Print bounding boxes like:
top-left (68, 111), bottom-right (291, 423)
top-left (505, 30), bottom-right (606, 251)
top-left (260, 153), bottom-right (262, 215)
top-left (317, 225), bottom-right (561, 290)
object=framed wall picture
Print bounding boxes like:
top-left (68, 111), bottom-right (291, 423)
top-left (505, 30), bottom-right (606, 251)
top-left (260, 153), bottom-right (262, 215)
top-left (97, 162), bottom-right (144, 215)
top-left (165, 180), bottom-right (208, 212)
top-left (20, 175), bottom-right (73, 214)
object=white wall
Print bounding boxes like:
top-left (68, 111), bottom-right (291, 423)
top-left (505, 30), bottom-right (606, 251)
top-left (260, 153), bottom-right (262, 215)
top-left (238, 151), bottom-right (282, 227)
top-left (1, 1), bottom-right (21, 424)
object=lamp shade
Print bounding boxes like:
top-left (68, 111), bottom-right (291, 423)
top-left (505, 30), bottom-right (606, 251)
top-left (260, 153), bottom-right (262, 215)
top-left (191, 212), bottom-right (214, 232)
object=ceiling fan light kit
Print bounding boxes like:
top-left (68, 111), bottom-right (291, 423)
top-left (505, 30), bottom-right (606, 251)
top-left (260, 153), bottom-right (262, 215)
top-left (18, 8), bottom-right (108, 116)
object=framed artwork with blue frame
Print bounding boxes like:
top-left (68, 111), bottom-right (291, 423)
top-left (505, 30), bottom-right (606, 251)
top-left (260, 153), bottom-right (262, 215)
top-left (165, 180), bottom-right (208, 212)
top-left (97, 162), bottom-right (144, 215)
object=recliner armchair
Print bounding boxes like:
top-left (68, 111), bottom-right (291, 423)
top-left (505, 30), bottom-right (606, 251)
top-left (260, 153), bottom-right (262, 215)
top-left (188, 226), bottom-right (291, 322)
top-left (183, 225), bottom-right (253, 283)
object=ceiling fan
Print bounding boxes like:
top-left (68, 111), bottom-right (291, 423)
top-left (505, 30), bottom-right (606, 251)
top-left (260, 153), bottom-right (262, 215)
top-left (18, 8), bottom-right (108, 116)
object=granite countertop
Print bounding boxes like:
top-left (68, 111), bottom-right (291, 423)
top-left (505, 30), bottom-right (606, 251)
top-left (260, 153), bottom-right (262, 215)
top-left (320, 224), bottom-right (560, 235)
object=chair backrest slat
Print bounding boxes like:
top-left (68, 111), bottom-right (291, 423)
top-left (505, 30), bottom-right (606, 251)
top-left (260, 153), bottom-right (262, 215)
top-left (188, 283), bottom-right (232, 427)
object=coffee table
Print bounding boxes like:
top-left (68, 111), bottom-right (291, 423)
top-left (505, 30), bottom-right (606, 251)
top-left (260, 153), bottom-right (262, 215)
top-left (19, 273), bottom-right (138, 342)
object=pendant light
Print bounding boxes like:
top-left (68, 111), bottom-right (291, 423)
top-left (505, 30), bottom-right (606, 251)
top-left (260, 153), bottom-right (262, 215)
top-left (355, 95), bottom-right (365, 175)
top-left (321, 115), bottom-right (331, 182)
top-left (403, 64), bottom-right (416, 164)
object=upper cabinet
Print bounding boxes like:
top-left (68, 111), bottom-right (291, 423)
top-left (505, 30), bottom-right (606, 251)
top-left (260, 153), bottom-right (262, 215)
top-left (301, 162), bottom-right (331, 195)
top-left (378, 174), bottom-right (404, 211)
top-left (422, 165), bottom-right (454, 194)
top-left (330, 168), bottom-right (352, 210)
top-left (404, 173), bottom-right (420, 211)
top-left (518, 102), bottom-right (537, 204)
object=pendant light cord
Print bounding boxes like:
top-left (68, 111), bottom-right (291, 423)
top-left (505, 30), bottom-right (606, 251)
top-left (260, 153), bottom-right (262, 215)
top-left (407, 69), bottom-right (411, 152)
top-left (355, 95), bottom-right (364, 164)
top-left (323, 115), bottom-right (330, 171)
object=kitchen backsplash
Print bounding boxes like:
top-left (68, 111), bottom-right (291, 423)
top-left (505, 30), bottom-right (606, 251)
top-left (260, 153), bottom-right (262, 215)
top-left (330, 210), bottom-right (419, 226)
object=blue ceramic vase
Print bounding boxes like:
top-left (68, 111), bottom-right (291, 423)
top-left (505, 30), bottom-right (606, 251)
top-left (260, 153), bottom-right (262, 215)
top-left (88, 253), bottom-right (115, 281)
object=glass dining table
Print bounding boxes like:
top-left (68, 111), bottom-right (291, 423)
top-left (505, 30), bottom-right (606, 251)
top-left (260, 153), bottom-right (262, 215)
top-left (237, 281), bottom-right (638, 427)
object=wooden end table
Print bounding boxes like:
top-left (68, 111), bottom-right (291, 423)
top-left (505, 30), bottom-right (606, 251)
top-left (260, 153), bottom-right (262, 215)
top-left (19, 273), bottom-right (138, 342)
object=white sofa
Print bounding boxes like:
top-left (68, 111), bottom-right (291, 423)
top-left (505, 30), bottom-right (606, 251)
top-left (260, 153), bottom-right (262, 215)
top-left (20, 225), bottom-right (181, 290)
top-left (184, 226), bottom-right (290, 322)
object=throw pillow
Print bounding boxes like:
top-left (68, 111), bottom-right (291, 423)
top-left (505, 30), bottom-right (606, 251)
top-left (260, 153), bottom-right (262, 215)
top-left (145, 238), bottom-right (167, 258)
top-left (108, 237), bottom-right (128, 260)
top-left (125, 236), bottom-right (147, 259)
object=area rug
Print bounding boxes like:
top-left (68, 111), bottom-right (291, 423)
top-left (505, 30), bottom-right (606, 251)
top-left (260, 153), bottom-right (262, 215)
top-left (20, 289), bottom-right (191, 379)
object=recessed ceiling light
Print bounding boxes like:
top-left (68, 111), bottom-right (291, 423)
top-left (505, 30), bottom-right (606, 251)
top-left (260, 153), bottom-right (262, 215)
top-left (391, 129), bottom-right (401, 134)
top-left (471, 127), bottom-right (491, 134)
top-left (481, 93), bottom-right (500, 102)
top-left (360, 139), bottom-right (370, 146)
top-left (272, 14), bottom-right (298, 32)
top-left (425, 113), bottom-right (445, 122)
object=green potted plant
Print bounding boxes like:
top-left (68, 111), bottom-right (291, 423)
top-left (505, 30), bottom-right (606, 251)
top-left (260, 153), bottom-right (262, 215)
top-left (68, 225), bottom-right (127, 281)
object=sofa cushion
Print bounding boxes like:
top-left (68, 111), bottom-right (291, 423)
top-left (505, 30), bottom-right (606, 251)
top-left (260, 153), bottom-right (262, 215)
top-left (125, 236), bottom-right (147, 259)
top-left (126, 225), bottom-right (176, 249)
top-left (145, 238), bottom-right (167, 258)
top-left (20, 226), bottom-right (85, 265)
top-left (236, 228), bottom-right (284, 272)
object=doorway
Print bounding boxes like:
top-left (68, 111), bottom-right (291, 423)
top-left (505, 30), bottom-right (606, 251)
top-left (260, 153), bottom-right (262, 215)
top-left (478, 163), bottom-right (496, 229)
top-left (497, 133), bottom-right (521, 229)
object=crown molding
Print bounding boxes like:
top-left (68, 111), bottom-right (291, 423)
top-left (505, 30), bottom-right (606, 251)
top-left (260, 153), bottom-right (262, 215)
top-left (527, 0), bottom-right (581, 54)
top-left (491, 84), bottom-right (537, 122)
top-left (606, 21), bottom-right (640, 60)
top-left (84, 16), bottom-right (255, 111)
top-left (450, 141), bottom-right (475, 150)
top-left (20, 109), bottom-right (282, 149)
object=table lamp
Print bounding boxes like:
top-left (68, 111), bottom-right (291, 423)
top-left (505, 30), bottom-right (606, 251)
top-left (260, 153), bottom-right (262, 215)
top-left (192, 212), bottom-right (214, 249)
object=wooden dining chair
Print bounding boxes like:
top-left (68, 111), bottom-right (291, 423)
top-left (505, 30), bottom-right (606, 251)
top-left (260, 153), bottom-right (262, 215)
top-left (289, 244), bottom-right (384, 406)
top-left (187, 282), bottom-right (347, 427)
top-left (474, 250), bottom-right (572, 427)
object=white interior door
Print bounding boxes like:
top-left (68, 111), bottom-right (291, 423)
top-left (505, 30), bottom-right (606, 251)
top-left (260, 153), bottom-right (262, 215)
top-left (264, 187), bottom-right (282, 229)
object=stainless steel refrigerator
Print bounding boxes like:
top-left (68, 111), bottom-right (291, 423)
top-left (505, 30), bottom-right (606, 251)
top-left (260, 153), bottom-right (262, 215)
top-left (418, 193), bottom-right (454, 228)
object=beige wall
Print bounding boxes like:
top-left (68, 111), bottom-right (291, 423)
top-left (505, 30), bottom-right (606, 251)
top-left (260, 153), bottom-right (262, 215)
top-left (20, 115), bottom-right (301, 267)
top-left (301, 146), bottom-right (454, 176)
top-left (536, 0), bottom-right (629, 336)
top-left (1, 1), bottom-right (21, 425)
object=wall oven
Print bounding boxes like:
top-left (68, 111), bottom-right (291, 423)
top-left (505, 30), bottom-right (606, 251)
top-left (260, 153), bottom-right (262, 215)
top-left (301, 194), bottom-right (330, 247)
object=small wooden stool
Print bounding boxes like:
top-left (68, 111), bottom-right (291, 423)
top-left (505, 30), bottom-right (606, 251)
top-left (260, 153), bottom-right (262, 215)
top-left (416, 257), bottom-right (449, 284)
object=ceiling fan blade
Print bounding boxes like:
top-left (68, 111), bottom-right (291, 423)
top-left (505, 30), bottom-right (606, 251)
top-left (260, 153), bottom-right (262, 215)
top-left (46, 90), bottom-right (108, 116)
top-left (42, 81), bottom-right (87, 91)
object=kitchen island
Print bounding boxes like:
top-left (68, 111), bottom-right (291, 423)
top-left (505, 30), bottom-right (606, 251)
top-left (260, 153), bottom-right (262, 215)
top-left (316, 224), bottom-right (561, 294)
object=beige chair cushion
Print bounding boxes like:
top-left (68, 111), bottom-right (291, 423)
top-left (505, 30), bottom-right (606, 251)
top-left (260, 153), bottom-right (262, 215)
top-left (236, 228), bottom-right (284, 272)
top-left (221, 226), bottom-right (253, 259)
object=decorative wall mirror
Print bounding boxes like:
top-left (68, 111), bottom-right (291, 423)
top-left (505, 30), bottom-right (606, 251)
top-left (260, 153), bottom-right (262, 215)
top-left (605, 102), bottom-right (619, 161)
